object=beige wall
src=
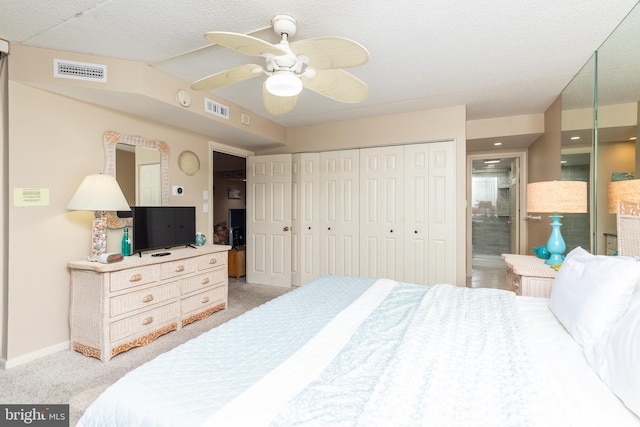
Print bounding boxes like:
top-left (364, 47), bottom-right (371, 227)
top-left (526, 96), bottom-right (562, 254)
top-left (1, 42), bottom-right (575, 366)
top-left (2, 44), bottom-right (468, 366)
top-left (3, 80), bottom-right (217, 365)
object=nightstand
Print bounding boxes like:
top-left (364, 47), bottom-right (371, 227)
top-left (228, 248), bottom-right (246, 281)
top-left (501, 254), bottom-right (557, 297)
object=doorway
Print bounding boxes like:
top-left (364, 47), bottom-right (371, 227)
top-left (470, 156), bottom-right (521, 264)
top-left (212, 152), bottom-right (247, 247)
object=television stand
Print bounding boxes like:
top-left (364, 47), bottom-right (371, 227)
top-left (68, 245), bottom-right (231, 362)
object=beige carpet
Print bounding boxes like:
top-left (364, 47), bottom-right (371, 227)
top-left (0, 280), bottom-right (292, 426)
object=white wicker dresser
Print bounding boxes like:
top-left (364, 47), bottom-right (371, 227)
top-left (501, 254), bottom-right (557, 297)
top-left (68, 245), bottom-right (230, 362)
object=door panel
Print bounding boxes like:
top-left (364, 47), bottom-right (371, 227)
top-left (292, 153), bottom-right (320, 285)
top-left (246, 154), bottom-right (292, 287)
top-left (320, 150), bottom-right (360, 276)
top-left (427, 142), bottom-right (456, 284)
top-left (404, 145), bottom-right (429, 284)
top-left (404, 141), bottom-right (456, 285)
top-left (359, 146), bottom-right (404, 281)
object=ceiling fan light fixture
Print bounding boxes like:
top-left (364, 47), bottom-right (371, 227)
top-left (265, 71), bottom-right (303, 97)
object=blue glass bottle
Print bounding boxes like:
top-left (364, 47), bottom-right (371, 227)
top-left (122, 227), bottom-right (131, 256)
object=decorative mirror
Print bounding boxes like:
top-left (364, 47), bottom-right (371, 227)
top-left (103, 131), bottom-right (170, 228)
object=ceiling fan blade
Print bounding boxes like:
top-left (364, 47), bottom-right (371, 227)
top-left (302, 69), bottom-right (368, 103)
top-left (191, 64), bottom-right (262, 91)
top-left (262, 83), bottom-right (299, 115)
top-left (291, 37), bottom-right (370, 69)
top-left (205, 31), bottom-right (286, 57)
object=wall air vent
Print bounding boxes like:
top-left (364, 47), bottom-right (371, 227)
top-left (54, 59), bottom-right (107, 83)
top-left (204, 98), bottom-right (230, 119)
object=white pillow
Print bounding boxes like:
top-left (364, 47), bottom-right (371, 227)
top-left (585, 294), bottom-right (640, 417)
top-left (548, 246), bottom-right (640, 348)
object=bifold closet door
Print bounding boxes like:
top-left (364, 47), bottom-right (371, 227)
top-left (319, 150), bottom-right (360, 277)
top-left (359, 146), bottom-right (405, 281)
top-left (291, 153), bottom-right (320, 286)
top-left (404, 141), bottom-right (456, 285)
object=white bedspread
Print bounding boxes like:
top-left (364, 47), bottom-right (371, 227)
top-left (78, 277), bottom-right (569, 427)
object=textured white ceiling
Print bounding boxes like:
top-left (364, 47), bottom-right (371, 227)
top-left (1, 0), bottom-right (638, 134)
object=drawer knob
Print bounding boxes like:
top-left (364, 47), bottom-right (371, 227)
top-left (142, 294), bottom-right (154, 303)
top-left (175, 265), bottom-right (185, 272)
top-left (142, 316), bottom-right (154, 325)
top-left (201, 277), bottom-right (210, 284)
top-left (209, 258), bottom-right (217, 264)
top-left (201, 296), bottom-right (210, 304)
top-left (130, 273), bottom-right (142, 282)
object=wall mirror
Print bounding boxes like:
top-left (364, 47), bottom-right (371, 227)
top-left (103, 131), bottom-right (170, 228)
top-left (561, 3), bottom-right (640, 254)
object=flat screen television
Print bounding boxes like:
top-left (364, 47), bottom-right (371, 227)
top-left (132, 206), bottom-right (196, 255)
top-left (228, 208), bottom-right (246, 248)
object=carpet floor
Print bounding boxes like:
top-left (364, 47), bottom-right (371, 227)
top-left (0, 279), bottom-right (292, 426)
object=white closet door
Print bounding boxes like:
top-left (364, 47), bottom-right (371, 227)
top-left (246, 154), bottom-right (292, 287)
top-left (359, 146), bottom-right (405, 281)
top-left (291, 153), bottom-right (320, 286)
top-left (320, 150), bottom-right (360, 276)
top-left (404, 141), bottom-right (456, 285)
top-left (427, 141), bottom-right (456, 284)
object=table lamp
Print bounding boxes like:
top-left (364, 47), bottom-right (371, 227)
top-left (607, 179), bottom-right (640, 213)
top-left (526, 180), bottom-right (588, 265)
top-left (67, 174), bottom-right (130, 259)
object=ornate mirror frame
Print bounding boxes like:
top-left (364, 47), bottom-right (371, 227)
top-left (103, 130), bottom-right (170, 228)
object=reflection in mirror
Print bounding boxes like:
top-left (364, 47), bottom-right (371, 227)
top-left (594, 2), bottom-right (640, 255)
top-left (560, 151), bottom-right (592, 252)
top-left (561, 2), bottom-right (640, 254)
top-left (103, 131), bottom-right (170, 228)
top-left (561, 54), bottom-right (596, 252)
top-left (116, 144), bottom-right (162, 206)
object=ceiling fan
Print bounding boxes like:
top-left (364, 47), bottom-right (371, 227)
top-left (191, 15), bottom-right (370, 115)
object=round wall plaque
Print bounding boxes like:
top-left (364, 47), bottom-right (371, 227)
top-left (178, 150), bottom-right (200, 176)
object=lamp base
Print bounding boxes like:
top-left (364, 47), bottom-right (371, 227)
top-left (544, 213), bottom-right (566, 265)
top-left (92, 211), bottom-right (107, 258)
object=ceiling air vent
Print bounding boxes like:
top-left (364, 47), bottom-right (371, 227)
top-left (54, 59), bottom-right (107, 83)
top-left (204, 98), bottom-right (229, 119)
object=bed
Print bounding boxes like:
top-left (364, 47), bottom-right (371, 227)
top-left (78, 254), bottom-right (640, 426)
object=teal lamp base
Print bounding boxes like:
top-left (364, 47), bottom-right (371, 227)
top-left (545, 213), bottom-right (566, 265)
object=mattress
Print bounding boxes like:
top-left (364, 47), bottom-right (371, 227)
top-left (77, 276), bottom-right (640, 426)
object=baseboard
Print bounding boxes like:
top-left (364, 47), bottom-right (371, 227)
top-left (2, 341), bottom-right (70, 369)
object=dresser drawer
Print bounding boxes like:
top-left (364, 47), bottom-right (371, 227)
top-left (194, 252), bottom-right (227, 271)
top-left (181, 269), bottom-right (226, 295)
top-left (110, 265), bottom-right (159, 292)
top-left (110, 302), bottom-right (179, 342)
top-left (181, 286), bottom-right (226, 315)
top-left (110, 283), bottom-right (179, 317)
top-left (160, 258), bottom-right (196, 280)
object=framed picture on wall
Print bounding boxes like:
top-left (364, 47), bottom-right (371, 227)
top-left (228, 188), bottom-right (242, 199)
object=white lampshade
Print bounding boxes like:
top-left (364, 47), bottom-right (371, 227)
top-left (67, 174), bottom-right (130, 212)
top-left (526, 180), bottom-right (587, 214)
top-left (607, 179), bottom-right (640, 213)
top-left (265, 71), bottom-right (303, 97)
